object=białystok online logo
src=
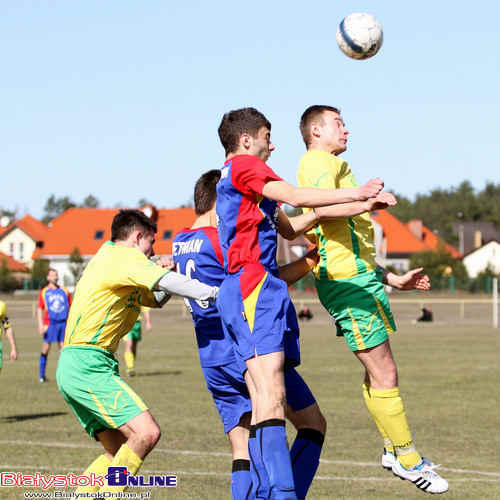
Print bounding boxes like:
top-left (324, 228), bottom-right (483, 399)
top-left (0, 468), bottom-right (177, 489)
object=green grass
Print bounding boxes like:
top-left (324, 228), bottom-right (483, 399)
top-left (0, 299), bottom-right (499, 499)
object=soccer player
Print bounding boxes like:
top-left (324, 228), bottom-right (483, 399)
top-left (0, 300), bottom-right (18, 374)
top-left (123, 306), bottom-right (151, 377)
top-left (297, 105), bottom-right (448, 494)
top-left (56, 209), bottom-right (218, 494)
top-left (37, 268), bottom-right (72, 382)
top-left (174, 169), bottom-right (331, 499)
top-left (215, 107), bottom-right (384, 499)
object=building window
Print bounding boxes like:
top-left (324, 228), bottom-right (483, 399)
top-left (19, 242), bottom-right (24, 261)
top-left (8, 243), bottom-right (14, 256)
top-left (94, 230), bottom-right (104, 240)
top-left (162, 230), bottom-right (172, 240)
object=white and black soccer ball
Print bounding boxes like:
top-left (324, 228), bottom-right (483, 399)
top-left (336, 13), bottom-right (383, 60)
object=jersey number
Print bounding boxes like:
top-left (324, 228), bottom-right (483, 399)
top-left (176, 259), bottom-right (209, 311)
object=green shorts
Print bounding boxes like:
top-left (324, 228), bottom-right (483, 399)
top-left (56, 346), bottom-right (148, 439)
top-left (315, 269), bottom-right (396, 352)
top-left (124, 320), bottom-right (142, 342)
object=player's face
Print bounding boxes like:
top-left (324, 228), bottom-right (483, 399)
top-left (47, 270), bottom-right (58, 285)
top-left (249, 126), bottom-right (275, 162)
top-left (318, 111), bottom-right (349, 155)
top-left (136, 230), bottom-right (156, 258)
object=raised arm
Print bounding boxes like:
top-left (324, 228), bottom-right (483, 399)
top-left (315, 192), bottom-right (397, 219)
top-left (262, 178), bottom-right (383, 208)
top-left (278, 247), bottom-right (319, 285)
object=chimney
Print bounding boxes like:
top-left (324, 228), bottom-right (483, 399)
top-left (474, 231), bottom-right (482, 249)
top-left (407, 219), bottom-right (423, 240)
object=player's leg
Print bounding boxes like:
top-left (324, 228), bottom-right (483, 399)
top-left (124, 322), bottom-right (140, 376)
top-left (246, 352), bottom-right (296, 500)
top-left (245, 370), bottom-right (270, 499)
top-left (228, 413), bottom-right (253, 500)
top-left (39, 340), bottom-right (51, 382)
top-left (285, 368), bottom-right (326, 500)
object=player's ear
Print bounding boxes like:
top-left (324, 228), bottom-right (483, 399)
top-left (241, 133), bottom-right (251, 150)
top-left (311, 122), bottom-right (321, 139)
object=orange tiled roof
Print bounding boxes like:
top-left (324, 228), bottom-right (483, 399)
top-left (371, 211), bottom-right (461, 257)
top-left (32, 207), bottom-right (196, 258)
top-left (419, 225), bottom-right (462, 258)
top-left (0, 251), bottom-right (29, 272)
top-left (0, 214), bottom-right (48, 242)
top-left (371, 211), bottom-right (428, 253)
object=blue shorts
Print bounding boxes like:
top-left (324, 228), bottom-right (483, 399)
top-left (203, 361), bottom-right (315, 433)
top-left (202, 362), bottom-right (252, 434)
top-left (217, 268), bottom-right (300, 366)
top-left (44, 320), bottom-right (66, 343)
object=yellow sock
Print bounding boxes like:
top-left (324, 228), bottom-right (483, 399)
top-left (99, 444), bottom-right (143, 493)
top-left (75, 454), bottom-right (111, 493)
top-left (362, 383), bottom-right (395, 455)
top-left (124, 351), bottom-right (135, 371)
top-left (367, 387), bottom-right (422, 469)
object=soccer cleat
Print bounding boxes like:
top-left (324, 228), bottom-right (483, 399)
top-left (381, 449), bottom-right (396, 471)
top-left (392, 457), bottom-right (449, 494)
top-left (39, 377), bottom-right (47, 383)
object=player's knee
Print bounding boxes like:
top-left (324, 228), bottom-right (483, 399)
top-left (142, 425), bottom-right (161, 450)
top-left (316, 410), bottom-right (327, 435)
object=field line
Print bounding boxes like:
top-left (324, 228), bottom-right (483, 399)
top-left (0, 440), bottom-right (499, 478)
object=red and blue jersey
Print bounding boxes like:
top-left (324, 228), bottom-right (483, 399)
top-left (38, 286), bottom-right (72, 323)
top-left (172, 226), bottom-right (235, 368)
top-left (216, 155), bottom-right (283, 280)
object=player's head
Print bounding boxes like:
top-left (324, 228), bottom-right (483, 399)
top-left (300, 105), bottom-right (348, 155)
top-left (218, 107), bottom-right (275, 161)
top-left (111, 209), bottom-right (157, 257)
top-left (194, 169), bottom-right (221, 216)
top-left (47, 268), bottom-right (59, 286)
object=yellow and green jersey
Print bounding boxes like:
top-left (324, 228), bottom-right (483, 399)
top-left (64, 241), bottom-right (168, 353)
top-left (0, 301), bottom-right (11, 339)
top-left (297, 149), bottom-right (377, 281)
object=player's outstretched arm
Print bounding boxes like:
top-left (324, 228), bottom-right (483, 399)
top-left (262, 178), bottom-right (384, 208)
top-left (277, 208), bottom-right (319, 240)
top-left (381, 266), bottom-right (431, 291)
top-left (316, 192), bottom-right (397, 219)
top-left (5, 327), bottom-right (18, 361)
top-left (278, 247), bottom-right (319, 285)
top-left (155, 271), bottom-right (218, 302)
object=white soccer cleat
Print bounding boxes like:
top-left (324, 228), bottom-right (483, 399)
top-left (392, 457), bottom-right (449, 494)
top-left (381, 449), bottom-right (396, 471)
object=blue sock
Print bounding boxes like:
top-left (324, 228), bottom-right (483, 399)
top-left (39, 354), bottom-right (47, 379)
top-left (231, 459), bottom-right (252, 500)
top-left (249, 426), bottom-right (270, 499)
top-left (256, 419), bottom-right (297, 500)
top-left (290, 428), bottom-right (325, 500)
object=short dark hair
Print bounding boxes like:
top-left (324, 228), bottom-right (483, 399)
top-left (300, 105), bottom-right (341, 147)
top-left (194, 169), bottom-right (221, 216)
top-left (218, 107), bottom-right (271, 155)
top-left (111, 209), bottom-right (157, 242)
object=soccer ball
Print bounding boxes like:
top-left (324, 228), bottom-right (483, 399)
top-left (336, 13), bottom-right (383, 60)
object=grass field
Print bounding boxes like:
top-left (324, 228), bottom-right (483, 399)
top-left (0, 296), bottom-right (499, 499)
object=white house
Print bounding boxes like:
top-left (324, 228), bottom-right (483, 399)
top-left (463, 241), bottom-right (500, 278)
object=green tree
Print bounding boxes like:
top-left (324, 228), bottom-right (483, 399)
top-left (69, 247), bottom-right (85, 284)
top-left (82, 194), bottom-right (100, 208)
top-left (0, 259), bottom-right (18, 292)
top-left (43, 195), bottom-right (77, 224)
top-left (32, 259), bottom-right (50, 287)
top-left (409, 247), bottom-right (468, 279)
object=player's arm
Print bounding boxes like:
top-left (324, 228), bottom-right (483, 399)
top-left (277, 208), bottom-right (319, 240)
top-left (154, 271), bottom-right (218, 303)
top-left (36, 305), bottom-right (45, 334)
top-left (4, 326), bottom-right (18, 361)
top-left (315, 192), bottom-right (397, 219)
top-left (379, 266), bottom-right (431, 291)
top-left (261, 178), bottom-right (383, 208)
top-left (278, 246), bottom-right (319, 285)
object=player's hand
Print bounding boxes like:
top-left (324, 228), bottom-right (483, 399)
top-left (358, 178), bottom-right (384, 200)
top-left (392, 268), bottom-right (431, 291)
top-left (366, 192), bottom-right (397, 211)
top-left (10, 349), bottom-right (18, 361)
top-left (304, 245), bottom-right (319, 268)
top-left (38, 325), bottom-right (45, 335)
top-left (155, 255), bottom-right (175, 270)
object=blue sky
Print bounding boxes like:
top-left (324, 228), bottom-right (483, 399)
top-left (2, 1), bottom-right (499, 219)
